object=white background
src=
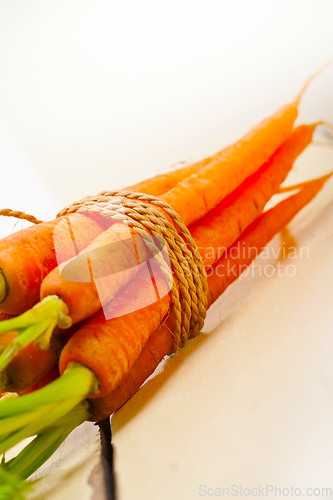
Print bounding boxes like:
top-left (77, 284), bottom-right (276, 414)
top-left (0, 1), bottom-right (333, 500)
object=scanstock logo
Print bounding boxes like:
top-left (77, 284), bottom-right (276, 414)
top-left (53, 211), bottom-right (172, 320)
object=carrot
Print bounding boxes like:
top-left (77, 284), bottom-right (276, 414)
top-left (0, 160), bottom-right (206, 316)
top-left (42, 92), bottom-right (301, 314)
top-left (40, 124), bottom-right (316, 324)
top-left (58, 261), bottom-right (171, 398)
top-left (0, 319), bottom-right (82, 393)
top-left (191, 124), bottom-right (316, 266)
top-left (90, 173), bottom-right (332, 419)
top-left (60, 168), bottom-right (331, 401)
top-left (127, 161), bottom-right (210, 197)
top-left (161, 61), bottom-right (331, 227)
top-left (0, 330), bottom-right (59, 393)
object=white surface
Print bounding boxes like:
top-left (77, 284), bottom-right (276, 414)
top-left (0, 1), bottom-right (333, 500)
top-left (112, 182), bottom-right (333, 500)
top-left (27, 422), bottom-right (101, 500)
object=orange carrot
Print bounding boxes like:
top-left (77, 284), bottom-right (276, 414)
top-left (0, 124), bottom-right (317, 392)
top-left (41, 124), bottom-right (315, 325)
top-left (160, 63), bottom-right (330, 227)
top-left (127, 161), bottom-right (210, 197)
top-left (59, 261), bottom-right (171, 398)
top-left (192, 124), bottom-right (316, 266)
top-left (90, 174), bottom-right (331, 419)
top-left (0, 320), bottom-right (81, 393)
top-left (61, 172), bottom-right (331, 402)
top-left (0, 161), bottom-right (207, 316)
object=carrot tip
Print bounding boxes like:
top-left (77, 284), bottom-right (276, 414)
top-left (294, 59), bottom-right (333, 106)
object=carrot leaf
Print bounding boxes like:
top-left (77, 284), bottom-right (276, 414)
top-left (0, 466), bottom-right (33, 500)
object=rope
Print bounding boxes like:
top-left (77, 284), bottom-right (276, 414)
top-left (1, 190), bottom-right (208, 352)
top-left (59, 190), bottom-right (208, 352)
top-left (0, 209), bottom-right (44, 225)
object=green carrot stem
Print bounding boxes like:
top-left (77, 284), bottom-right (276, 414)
top-left (5, 401), bottom-right (90, 480)
top-left (0, 403), bottom-right (57, 437)
top-left (0, 362), bottom-right (98, 418)
top-left (0, 468), bottom-right (33, 500)
top-left (0, 296), bottom-right (70, 333)
top-left (0, 397), bottom-right (84, 455)
top-left (0, 271), bottom-right (7, 304)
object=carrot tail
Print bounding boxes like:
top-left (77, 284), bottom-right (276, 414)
top-left (294, 59), bottom-right (333, 106)
top-left (278, 172), bottom-right (333, 193)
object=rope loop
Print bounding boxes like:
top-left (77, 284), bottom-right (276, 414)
top-left (1, 190), bottom-right (208, 352)
top-left (59, 190), bottom-right (208, 352)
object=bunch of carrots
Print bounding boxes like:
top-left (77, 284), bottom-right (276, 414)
top-left (0, 66), bottom-right (332, 497)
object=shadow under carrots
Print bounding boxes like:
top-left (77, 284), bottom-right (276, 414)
top-left (111, 185), bottom-right (333, 435)
top-left (111, 322), bottom-right (224, 435)
top-left (111, 332), bottom-right (209, 433)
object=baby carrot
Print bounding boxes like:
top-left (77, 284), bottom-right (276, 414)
top-left (60, 169), bottom-right (331, 400)
top-left (40, 124), bottom-right (316, 325)
top-left (0, 123), bottom-right (316, 385)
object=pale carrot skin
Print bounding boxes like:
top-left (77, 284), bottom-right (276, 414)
top-left (90, 175), bottom-right (330, 420)
top-left (42, 124), bottom-right (315, 325)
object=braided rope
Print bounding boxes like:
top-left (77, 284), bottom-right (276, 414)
top-left (59, 190), bottom-right (208, 351)
top-left (0, 208), bottom-right (44, 225)
top-left (1, 190), bottom-right (208, 351)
